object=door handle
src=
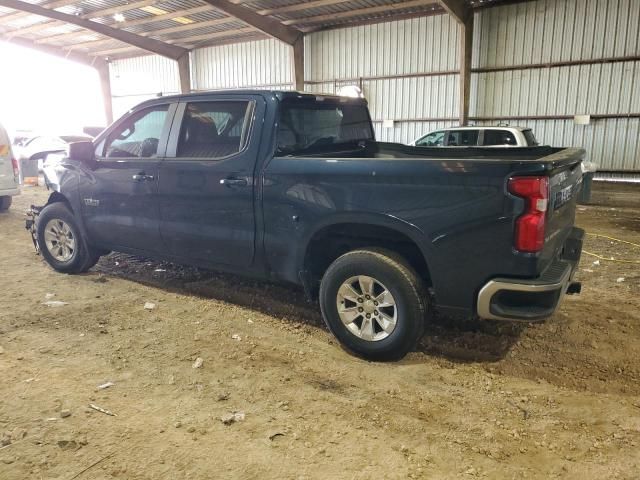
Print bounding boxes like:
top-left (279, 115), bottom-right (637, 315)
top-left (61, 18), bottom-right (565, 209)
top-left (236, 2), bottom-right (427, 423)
top-left (220, 177), bottom-right (248, 187)
top-left (132, 173), bottom-right (155, 182)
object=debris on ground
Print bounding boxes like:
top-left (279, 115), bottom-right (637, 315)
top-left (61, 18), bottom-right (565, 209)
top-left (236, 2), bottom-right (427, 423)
top-left (42, 301), bottom-right (68, 307)
top-left (97, 381), bottom-right (115, 390)
top-left (616, 277), bottom-right (625, 283)
top-left (88, 404), bottom-right (116, 416)
top-left (231, 334), bottom-right (242, 341)
top-left (192, 357), bottom-right (204, 369)
top-left (57, 439), bottom-right (78, 451)
top-left (268, 431), bottom-right (285, 441)
top-left (60, 409), bottom-right (72, 418)
top-left (221, 412), bottom-right (245, 425)
top-left (143, 302), bottom-right (156, 310)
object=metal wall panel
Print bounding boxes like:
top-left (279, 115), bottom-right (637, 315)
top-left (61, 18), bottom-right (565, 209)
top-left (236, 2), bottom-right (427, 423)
top-left (305, 15), bottom-right (460, 145)
top-left (472, 0), bottom-right (640, 170)
top-left (110, 55), bottom-right (181, 96)
top-left (475, 118), bottom-right (640, 171)
top-left (191, 38), bottom-right (293, 90)
top-left (109, 55), bottom-right (181, 118)
top-left (473, 0), bottom-right (640, 68)
top-left (305, 15), bottom-right (460, 81)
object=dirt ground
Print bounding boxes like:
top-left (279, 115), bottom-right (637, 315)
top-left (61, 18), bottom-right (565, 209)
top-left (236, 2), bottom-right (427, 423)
top-left (1, 183), bottom-right (639, 479)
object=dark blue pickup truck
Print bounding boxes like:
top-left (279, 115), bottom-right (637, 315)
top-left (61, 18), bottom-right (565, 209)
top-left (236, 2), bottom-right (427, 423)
top-left (30, 90), bottom-right (584, 360)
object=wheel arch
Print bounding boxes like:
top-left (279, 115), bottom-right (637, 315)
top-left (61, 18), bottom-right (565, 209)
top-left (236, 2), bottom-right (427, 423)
top-left (46, 191), bottom-right (74, 213)
top-left (300, 215), bottom-right (433, 298)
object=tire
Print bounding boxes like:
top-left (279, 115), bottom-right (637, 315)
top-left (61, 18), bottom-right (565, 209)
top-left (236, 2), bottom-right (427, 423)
top-left (319, 248), bottom-right (427, 361)
top-left (0, 196), bottom-right (11, 211)
top-left (36, 202), bottom-right (101, 274)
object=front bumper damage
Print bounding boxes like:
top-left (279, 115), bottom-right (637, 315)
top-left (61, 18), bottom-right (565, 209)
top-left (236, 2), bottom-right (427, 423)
top-left (477, 227), bottom-right (584, 322)
top-left (25, 205), bottom-right (42, 254)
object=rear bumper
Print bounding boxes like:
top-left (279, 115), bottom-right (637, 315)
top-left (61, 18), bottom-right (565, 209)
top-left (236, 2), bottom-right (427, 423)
top-left (477, 227), bottom-right (584, 322)
top-left (0, 187), bottom-right (20, 196)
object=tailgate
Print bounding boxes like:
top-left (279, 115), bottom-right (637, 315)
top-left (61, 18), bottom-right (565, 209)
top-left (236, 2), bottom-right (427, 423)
top-left (539, 151), bottom-right (584, 269)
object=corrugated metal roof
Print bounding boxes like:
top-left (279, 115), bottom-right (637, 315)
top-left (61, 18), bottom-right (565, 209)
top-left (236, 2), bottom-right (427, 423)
top-left (0, 0), bottom-right (514, 60)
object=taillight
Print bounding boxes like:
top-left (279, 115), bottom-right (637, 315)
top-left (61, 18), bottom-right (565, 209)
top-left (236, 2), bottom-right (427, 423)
top-left (508, 176), bottom-right (549, 253)
top-left (11, 158), bottom-right (19, 182)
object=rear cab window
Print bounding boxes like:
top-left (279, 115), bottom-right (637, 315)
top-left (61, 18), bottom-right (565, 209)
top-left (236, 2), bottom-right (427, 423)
top-left (483, 129), bottom-right (517, 146)
top-left (276, 97), bottom-right (374, 155)
top-left (523, 129), bottom-right (539, 146)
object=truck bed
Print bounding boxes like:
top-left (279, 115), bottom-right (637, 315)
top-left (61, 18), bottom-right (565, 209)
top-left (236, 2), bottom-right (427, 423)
top-left (265, 142), bottom-right (585, 317)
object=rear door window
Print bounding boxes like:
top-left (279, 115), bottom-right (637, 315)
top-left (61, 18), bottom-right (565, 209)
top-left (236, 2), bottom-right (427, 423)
top-left (445, 130), bottom-right (479, 146)
top-left (483, 130), bottom-right (517, 146)
top-left (176, 101), bottom-right (253, 159)
top-left (416, 131), bottom-right (445, 146)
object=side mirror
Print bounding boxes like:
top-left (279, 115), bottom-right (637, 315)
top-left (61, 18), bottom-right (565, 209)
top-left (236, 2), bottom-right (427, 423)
top-left (67, 141), bottom-right (95, 164)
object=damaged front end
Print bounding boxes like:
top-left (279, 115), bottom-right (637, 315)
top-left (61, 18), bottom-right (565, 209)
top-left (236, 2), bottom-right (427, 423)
top-left (25, 205), bottom-right (42, 254)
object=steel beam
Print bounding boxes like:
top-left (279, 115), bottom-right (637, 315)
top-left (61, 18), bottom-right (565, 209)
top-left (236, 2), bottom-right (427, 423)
top-left (459, 15), bottom-right (473, 126)
top-left (96, 61), bottom-right (114, 124)
top-left (202, 0), bottom-right (301, 45)
top-left (292, 36), bottom-right (304, 91)
top-left (178, 54), bottom-right (191, 94)
top-left (438, 1), bottom-right (473, 126)
top-left (437, 0), bottom-right (472, 24)
top-left (0, 0), bottom-right (188, 60)
top-left (282, 0), bottom-right (434, 26)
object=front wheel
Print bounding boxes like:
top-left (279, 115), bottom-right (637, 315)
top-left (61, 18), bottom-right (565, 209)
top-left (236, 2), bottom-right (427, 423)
top-left (36, 202), bottom-right (101, 273)
top-left (319, 248), bottom-right (427, 361)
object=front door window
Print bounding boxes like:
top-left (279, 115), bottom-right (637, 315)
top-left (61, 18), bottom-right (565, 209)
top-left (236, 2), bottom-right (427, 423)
top-left (103, 105), bottom-right (169, 158)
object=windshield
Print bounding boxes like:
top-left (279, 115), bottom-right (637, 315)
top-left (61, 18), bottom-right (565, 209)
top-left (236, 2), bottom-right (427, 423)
top-left (276, 98), bottom-right (374, 155)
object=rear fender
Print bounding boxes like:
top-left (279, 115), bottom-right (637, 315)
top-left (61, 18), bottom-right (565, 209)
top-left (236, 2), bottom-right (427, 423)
top-left (297, 212), bottom-right (435, 288)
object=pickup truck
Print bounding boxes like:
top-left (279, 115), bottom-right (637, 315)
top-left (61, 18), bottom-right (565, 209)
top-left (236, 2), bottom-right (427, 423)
top-left (28, 90), bottom-right (585, 360)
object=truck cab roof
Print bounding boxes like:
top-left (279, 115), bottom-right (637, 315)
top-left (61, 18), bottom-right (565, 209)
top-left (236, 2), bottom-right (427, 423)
top-left (133, 90), bottom-right (367, 111)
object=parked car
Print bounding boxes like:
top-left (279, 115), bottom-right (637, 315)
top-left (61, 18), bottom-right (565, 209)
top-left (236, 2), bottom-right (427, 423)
top-left (15, 134), bottom-right (93, 173)
top-left (0, 122), bottom-right (20, 211)
top-left (27, 91), bottom-right (585, 360)
top-left (411, 126), bottom-right (539, 147)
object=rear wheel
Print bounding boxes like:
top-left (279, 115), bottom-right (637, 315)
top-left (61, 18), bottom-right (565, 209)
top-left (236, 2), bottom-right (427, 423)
top-left (0, 196), bottom-right (12, 211)
top-left (36, 202), bottom-right (100, 273)
top-left (319, 248), bottom-right (427, 361)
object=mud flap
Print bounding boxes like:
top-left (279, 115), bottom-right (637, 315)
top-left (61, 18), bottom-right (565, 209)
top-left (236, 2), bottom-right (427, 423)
top-left (25, 205), bottom-right (43, 254)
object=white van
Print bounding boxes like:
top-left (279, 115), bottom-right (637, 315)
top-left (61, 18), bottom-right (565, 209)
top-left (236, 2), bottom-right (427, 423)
top-left (0, 122), bottom-right (20, 211)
